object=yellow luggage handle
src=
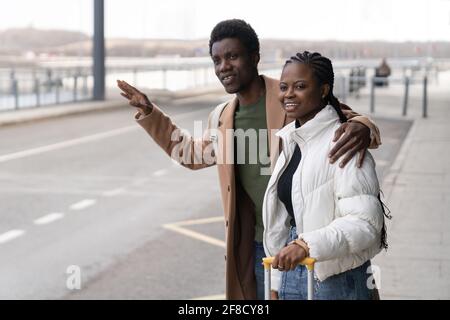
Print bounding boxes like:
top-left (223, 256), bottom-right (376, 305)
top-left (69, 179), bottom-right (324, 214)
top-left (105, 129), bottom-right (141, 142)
top-left (262, 257), bottom-right (316, 271)
top-left (262, 256), bottom-right (317, 300)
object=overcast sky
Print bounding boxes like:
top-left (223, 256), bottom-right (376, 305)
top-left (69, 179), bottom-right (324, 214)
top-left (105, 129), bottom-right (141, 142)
top-left (1, 0), bottom-right (450, 42)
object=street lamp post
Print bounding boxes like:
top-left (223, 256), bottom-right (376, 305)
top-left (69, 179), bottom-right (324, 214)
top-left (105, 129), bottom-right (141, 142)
top-left (93, 0), bottom-right (105, 101)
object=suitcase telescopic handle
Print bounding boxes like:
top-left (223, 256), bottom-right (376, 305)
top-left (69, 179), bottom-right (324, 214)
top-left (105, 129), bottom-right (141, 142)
top-left (262, 257), bottom-right (317, 300)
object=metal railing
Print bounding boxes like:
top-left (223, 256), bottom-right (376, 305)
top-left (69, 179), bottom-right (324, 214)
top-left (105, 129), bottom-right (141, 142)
top-left (0, 62), bottom-right (281, 112)
top-left (368, 75), bottom-right (428, 118)
top-left (334, 74), bottom-right (429, 118)
top-left (0, 68), bottom-right (92, 111)
top-left (0, 63), bottom-right (432, 117)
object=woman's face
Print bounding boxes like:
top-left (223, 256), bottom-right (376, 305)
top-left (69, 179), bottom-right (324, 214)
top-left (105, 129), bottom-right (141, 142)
top-left (278, 62), bottom-right (328, 124)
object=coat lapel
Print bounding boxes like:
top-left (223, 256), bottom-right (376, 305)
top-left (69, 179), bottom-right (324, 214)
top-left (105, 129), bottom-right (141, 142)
top-left (218, 97), bottom-right (238, 190)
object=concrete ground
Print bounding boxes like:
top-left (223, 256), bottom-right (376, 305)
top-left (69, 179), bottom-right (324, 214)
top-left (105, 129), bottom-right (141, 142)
top-left (368, 72), bottom-right (450, 299)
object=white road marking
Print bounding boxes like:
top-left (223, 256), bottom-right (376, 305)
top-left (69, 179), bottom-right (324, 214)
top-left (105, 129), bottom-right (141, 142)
top-left (153, 169), bottom-right (168, 177)
top-left (163, 224), bottom-right (225, 248)
top-left (33, 212), bottom-right (64, 225)
top-left (0, 125), bottom-right (138, 163)
top-left (131, 178), bottom-right (150, 187)
top-left (102, 188), bottom-right (126, 197)
top-left (0, 229), bottom-right (26, 244)
top-left (0, 108), bottom-right (212, 164)
top-left (70, 199), bottom-right (97, 211)
top-left (173, 216), bottom-right (224, 227)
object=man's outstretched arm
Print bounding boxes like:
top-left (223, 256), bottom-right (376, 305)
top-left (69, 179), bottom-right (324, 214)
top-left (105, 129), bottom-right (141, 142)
top-left (117, 80), bottom-right (216, 170)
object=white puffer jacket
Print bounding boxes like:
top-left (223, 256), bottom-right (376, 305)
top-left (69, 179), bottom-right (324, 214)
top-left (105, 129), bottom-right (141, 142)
top-left (262, 105), bottom-right (384, 291)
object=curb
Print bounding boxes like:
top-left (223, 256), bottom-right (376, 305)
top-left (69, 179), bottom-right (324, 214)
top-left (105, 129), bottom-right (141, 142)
top-left (380, 118), bottom-right (418, 200)
top-left (0, 100), bottom-right (125, 127)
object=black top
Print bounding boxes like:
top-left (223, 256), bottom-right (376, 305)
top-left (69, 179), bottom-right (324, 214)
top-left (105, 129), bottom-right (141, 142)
top-left (277, 121), bottom-right (302, 227)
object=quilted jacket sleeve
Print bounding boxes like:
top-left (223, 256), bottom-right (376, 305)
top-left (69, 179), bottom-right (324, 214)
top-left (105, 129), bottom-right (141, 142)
top-left (298, 153), bottom-right (384, 262)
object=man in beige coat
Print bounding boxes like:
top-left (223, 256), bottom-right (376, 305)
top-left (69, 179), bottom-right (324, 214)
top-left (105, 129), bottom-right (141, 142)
top-left (118, 19), bottom-right (381, 300)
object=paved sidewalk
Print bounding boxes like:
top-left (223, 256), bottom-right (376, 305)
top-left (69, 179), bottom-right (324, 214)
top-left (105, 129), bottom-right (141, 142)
top-left (369, 72), bottom-right (450, 299)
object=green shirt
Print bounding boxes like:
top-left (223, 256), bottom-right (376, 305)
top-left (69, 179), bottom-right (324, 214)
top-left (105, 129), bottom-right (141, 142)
top-left (234, 95), bottom-right (271, 242)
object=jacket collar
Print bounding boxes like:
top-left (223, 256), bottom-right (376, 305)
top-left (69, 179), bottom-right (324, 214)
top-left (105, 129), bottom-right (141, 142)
top-left (276, 105), bottom-right (340, 144)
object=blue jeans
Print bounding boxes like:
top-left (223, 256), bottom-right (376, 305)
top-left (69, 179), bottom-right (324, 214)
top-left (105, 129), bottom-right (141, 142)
top-left (254, 241), bottom-right (266, 300)
top-left (279, 227), bottom-right (375, 300)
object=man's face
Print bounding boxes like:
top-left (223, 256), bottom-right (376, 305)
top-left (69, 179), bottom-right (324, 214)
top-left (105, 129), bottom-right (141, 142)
top-left (211, 38), bottom-right (259, 94)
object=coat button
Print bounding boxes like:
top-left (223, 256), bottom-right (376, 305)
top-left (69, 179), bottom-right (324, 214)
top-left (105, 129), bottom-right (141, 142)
top-left (226, 220), bottom-right (229, 227)
top-left (227, 185), bottom-right (231, 192)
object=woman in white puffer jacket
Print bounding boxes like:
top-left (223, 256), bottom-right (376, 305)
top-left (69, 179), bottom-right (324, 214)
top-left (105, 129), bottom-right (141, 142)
top-left (263, 51), bottom-right (388, 300)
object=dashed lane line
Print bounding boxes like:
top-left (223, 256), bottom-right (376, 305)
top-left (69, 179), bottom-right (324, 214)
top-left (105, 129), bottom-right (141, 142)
top-left (102, 188), bottom-right (127, 197)
top-left (33, 212), bottom-right (64, 225)
top-left (0, 166), bottom-right (177, 246)
top-left (153, 169), bottom-right (168, 177)
top-left (69, 199), bottom-right (97, 211)
top-left (0, 229), bottom-right (26, 244)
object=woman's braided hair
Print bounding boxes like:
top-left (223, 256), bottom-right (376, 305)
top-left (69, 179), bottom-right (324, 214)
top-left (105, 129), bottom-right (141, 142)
top-left (285, 51), bottom-right (347, 123)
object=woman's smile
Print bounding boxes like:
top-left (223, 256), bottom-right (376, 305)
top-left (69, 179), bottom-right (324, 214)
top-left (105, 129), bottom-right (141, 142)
top-left (283, 102), bottom-right (300, 112)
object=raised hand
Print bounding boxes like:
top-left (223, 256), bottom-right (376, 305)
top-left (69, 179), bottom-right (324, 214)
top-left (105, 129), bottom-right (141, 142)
top-left (117, 80), bottom-right (153, 115)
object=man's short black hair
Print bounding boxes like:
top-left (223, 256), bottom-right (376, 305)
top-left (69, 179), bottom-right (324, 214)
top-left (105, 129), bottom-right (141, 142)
top-left (209, 19), bottom-right (260, 56)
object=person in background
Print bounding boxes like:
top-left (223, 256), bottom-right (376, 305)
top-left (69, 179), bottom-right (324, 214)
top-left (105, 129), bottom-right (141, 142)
top-left (375, 58), bottom-right (391, 87)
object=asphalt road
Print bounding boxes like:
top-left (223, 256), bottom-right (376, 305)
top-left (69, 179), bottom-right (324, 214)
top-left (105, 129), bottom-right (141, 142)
top-left (0, 96), bottom-right (411, 299)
